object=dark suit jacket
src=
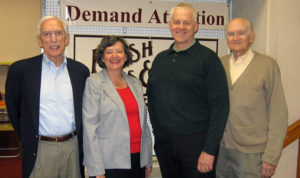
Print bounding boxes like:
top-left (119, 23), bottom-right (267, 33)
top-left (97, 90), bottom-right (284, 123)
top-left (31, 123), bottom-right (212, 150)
top-left (5, 54), bottom-right (90, 178)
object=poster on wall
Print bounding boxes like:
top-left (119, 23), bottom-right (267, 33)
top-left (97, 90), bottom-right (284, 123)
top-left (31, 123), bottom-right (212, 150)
top-left (73, 35), bottom-right (219, 98)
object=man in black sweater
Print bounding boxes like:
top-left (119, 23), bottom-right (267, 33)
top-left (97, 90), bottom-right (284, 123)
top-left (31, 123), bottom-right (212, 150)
top-left (146, 3), bottom-right (229, 178)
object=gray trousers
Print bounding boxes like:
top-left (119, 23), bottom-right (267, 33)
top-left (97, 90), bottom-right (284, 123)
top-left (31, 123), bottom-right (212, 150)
top-left (30, 136), bottom-right (81, 178)
top-left (216, 145), bottom-right (262, 178)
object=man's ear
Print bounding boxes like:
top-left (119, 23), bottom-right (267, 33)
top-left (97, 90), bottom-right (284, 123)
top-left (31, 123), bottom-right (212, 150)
top-left (64, 33), bottom-right (70, 46)
top-left (250, 31), bottom-right (255, 44)
top-left (37, 36), bottom-right (43, 48)
top-left (194, 22), bottom-right (199, 33)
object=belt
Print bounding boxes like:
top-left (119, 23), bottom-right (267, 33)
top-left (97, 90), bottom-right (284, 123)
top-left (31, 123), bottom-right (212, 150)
top-left (40, 131), bottom-right (77, 142)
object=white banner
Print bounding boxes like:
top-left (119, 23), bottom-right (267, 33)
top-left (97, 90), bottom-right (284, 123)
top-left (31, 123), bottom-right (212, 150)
top-left (60, 0), bottom-right (229, 29)
top-left (71, 35), bottom-right (219, 95)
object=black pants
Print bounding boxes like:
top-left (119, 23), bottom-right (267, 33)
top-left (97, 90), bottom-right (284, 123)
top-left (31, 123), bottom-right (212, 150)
top-left (90, 153), bottom-right (145, 178)
top-left (154, 129), bottom-right (218, 178)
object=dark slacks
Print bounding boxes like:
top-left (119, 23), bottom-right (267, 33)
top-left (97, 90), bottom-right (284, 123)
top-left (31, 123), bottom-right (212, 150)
top-left (154, 129), bottom-right (218, 178)
top-left (90, 152), bottom-right (145, 178)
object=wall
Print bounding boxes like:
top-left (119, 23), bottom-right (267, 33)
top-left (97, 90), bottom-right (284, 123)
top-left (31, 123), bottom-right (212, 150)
top-left (0, 0), bottom-right (41, 62)
top-left (268, 0), bottom-right (300, 177)
top-left (0, 0), bottom-right (41, 93)
top-left (232, 0), bottom-right (300, 177)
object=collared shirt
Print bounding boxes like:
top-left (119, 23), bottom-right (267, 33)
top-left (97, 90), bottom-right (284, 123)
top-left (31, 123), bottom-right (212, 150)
top-left (173, 40), bottom-right (196, 52)
top-left (39, 54), bottom-right (75, 136)
top-left (229, 48), bottom-right (254, 84)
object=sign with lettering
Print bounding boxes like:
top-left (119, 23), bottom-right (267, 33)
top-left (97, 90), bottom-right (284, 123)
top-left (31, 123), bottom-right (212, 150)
top-left (61, 0), bottom-right (228, 29)
top-left (72, 35), bottom-right (219, 100)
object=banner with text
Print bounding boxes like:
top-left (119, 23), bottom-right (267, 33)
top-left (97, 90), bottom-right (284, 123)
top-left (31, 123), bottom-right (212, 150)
top-left (72, 35), bottom-right (219, 97)
top-left (61, 0), bottom-right (228, 29)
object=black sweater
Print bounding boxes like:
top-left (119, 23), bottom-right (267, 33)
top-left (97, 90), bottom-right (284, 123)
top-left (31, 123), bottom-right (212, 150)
top-left (147, 41), bottom-right (229, 155)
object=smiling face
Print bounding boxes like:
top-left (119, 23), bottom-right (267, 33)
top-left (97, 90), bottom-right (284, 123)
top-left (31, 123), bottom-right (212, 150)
top-left (169, 7), bottom-right (199, 50)
top-left (102, 41), bottom-right (127, 72)
top-left (226, 18), bottom-right (255, 58)
top-left (37, 18), bottom-right (69, 64)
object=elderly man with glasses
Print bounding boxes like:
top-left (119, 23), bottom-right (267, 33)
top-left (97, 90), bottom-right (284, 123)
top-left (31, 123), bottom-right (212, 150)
top-left (5, 16), bottom-right (90, 178)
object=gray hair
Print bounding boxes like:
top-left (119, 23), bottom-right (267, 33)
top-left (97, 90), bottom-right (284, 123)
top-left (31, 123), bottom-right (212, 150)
top-left (37, 16), bottom-right (68, 36)
top-left (170, 3), bottom-right (197, 23)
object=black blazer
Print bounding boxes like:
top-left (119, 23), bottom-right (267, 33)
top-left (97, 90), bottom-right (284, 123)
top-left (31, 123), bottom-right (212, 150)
top-left (5, 54), bottom-right (90, 178)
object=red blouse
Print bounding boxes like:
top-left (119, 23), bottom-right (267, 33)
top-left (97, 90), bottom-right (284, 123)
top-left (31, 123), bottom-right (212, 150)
top-left (116, 87), bottom-right (142, 153)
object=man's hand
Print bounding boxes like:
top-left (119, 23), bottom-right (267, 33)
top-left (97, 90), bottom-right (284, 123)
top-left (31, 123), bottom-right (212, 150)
top-left (261, 162), bottom-right (276, 178)
top-left (145, 166), bottom-right (152, 178)
top-left (197, 151), bottom-right (215, 173)
top-left (96, 175), bottom-right (105, 178)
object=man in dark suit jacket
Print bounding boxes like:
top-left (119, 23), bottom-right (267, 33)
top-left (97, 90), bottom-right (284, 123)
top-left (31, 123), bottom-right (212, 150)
top-left (5, 16), bottom-right (90, 178)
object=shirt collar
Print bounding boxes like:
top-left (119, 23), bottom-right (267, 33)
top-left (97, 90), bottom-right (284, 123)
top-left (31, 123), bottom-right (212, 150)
top-left (173, 40), bottom-right (196, 52)
top-left (230, 48), bottom-right (254, 64)
top-left (167, 40), bottom-right (198, 56)
top-left (42, 54), bottom-right (67, 68)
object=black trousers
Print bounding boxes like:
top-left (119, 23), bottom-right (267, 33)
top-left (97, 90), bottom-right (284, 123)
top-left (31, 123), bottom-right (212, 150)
top-left (90, 153), bottom-right (145, 178)
top-left (154, 129), bottom-right (218, 178)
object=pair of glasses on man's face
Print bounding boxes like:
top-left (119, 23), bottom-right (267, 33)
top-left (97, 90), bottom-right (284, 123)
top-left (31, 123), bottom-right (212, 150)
top-left (41, 30), bottom-right (65, 38)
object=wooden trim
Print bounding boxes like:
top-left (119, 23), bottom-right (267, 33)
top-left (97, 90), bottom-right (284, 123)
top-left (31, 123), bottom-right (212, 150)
top-left (283, 119), bottom-right (300, 148)
top-left (297, 140), bottom-right (300, 178)
top-left (282, 119), bottom-right (300, 178)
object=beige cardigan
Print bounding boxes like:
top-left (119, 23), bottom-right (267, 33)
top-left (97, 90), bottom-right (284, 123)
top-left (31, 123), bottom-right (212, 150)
top-left (221, 51), bottom-right (288, 166)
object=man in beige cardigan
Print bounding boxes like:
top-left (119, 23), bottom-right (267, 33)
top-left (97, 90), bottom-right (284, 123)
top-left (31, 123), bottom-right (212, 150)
top-left (216, 18), bottom-right (288, 178)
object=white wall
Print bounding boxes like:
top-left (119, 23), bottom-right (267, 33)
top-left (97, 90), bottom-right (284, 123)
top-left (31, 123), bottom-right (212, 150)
top-left (232, 0), bottom-right (300, 177)
top-left (268, 0), bottom-right (300, 177)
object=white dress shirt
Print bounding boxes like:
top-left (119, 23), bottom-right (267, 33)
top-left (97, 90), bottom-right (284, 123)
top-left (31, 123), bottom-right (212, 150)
top-left (229, 48), bottom-right (254, 84)
top-left (39, 54), bottom-right (75, 136)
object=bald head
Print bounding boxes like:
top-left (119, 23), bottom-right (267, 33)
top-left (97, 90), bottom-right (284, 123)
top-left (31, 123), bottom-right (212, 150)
top-left (226, 18), bottom-right (253, 35)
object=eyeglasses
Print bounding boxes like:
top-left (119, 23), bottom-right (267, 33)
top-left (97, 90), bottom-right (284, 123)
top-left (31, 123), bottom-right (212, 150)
top-left (41, 30), bottom-right (65, 38)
